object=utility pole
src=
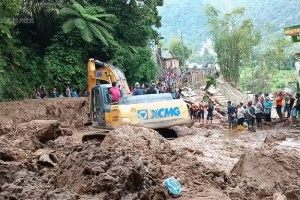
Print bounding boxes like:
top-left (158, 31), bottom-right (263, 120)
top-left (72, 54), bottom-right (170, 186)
top-left (180, 31), bottom-right (185, 68)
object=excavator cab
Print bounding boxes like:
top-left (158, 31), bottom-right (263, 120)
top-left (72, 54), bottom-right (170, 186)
top-left (91, 83), bottom-right (115, 128)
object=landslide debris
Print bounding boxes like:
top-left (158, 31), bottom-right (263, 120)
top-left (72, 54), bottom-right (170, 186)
top-left (0, 98), bottom-right (89, 134)
top-left (230, 147), bottom-right (300, 199)
top-left (1, 98), bottom-right (300, 199)
top-left (0, 125), bottom-right (235, 200)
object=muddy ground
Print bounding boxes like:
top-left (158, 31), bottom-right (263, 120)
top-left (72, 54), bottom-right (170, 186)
top-left (0, 98), bottom-right (300, 200)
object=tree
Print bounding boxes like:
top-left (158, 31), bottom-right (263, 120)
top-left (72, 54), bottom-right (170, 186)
top-left (205, 75), bottom-right (217, 91)
top-left (60, 0), bottom-right (117, 45)
top-left (0, 0), bottom-right (164, 100)
top-left (110, 45), bottom-right (159, 85)
top-left (168, 36), bottom-right (192, 66)
top-left (205, 5), bottom-right (261, 85)
top-left (44, 30), bottom-right (86, 94)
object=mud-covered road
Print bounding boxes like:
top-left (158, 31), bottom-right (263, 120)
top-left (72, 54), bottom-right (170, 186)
top-left (0, 98), bottom-right (300, 200)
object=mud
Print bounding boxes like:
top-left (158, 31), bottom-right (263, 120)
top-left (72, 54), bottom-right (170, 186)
top-left (0, 98), bottom-right (300, 199)
top-left (0, 98), bottom-right (89, 135)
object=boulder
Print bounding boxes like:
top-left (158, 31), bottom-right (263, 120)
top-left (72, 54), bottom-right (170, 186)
top-left (61, 128), bottom-right (73, 136)
top-left (170, 126), bottom-right (194, 137)
top-left (264, 132), bottom-right (287, 144)
top-left (16, 120), bottom-right (62, 143)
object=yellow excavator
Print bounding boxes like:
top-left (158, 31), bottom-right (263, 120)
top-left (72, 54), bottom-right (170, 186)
top-left (82, 58), bottom-right (194, 141)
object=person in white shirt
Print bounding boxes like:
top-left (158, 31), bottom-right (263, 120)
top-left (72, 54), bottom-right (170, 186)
top-left (254, 98), bottom-right (264, 129)
top-left (237, 104), bottom-right (246, 129)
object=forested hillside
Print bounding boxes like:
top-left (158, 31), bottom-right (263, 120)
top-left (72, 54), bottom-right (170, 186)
top-left (0, 0), bottom-right (163, 101)
top-left (158, 0), bottom-right (300, 49)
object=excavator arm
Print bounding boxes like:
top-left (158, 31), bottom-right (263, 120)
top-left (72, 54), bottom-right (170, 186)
top-left (87, 58), bottom-right (131, 96)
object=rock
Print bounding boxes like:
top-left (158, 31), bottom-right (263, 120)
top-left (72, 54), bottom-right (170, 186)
top-left (264, 132), bottom-right (287, 143)
top-left (204, 130), bottom-right (213, 137)
top-left (61, 128), bottom-right (73, 136)
top-left (34, 149), bottom-right (55, 158)
top-left (170, 126), bottom-right (193, 137)
top-left (16, 120), bottom-right (62, 143)
top-left (1, 183), bottom-right (23, 193)
top-left (0, 138), bottom-right (27, 161)
top-left (37, 153), bottom-right (59, 167)
top-left (46, 190), bottom-right (80, 200)
top-left (273, 192), bottom-right (287, 200)
top-left (0, 118), bottom-right (13, 136)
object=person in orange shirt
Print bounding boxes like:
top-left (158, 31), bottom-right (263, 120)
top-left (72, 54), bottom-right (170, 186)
top-left (275, 92), bottom-right (283, 120)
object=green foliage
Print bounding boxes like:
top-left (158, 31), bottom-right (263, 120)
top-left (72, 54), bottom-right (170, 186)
top-left (158, 0), bottom-right (300, 50)
top-left (168, 36), bottom-right (192, 66)
top-left (111, 45), bottom-right (159, 85)
top-left (189, 47), bottom-right (216, 63)
top-left (205, 75), bottom-right (217, 90)
top-left (205, 5), bottom-right (261, 85)
top-left (0, 0), bottom-right (22, 37)
top-left (0, 0), bottom-right (163, 101)
top-left (44, 31), bottom-right (86, 94)
top-left (60, 0), bottom-right (117, 45)
top-left (239, 66), bottom-right (297, 94)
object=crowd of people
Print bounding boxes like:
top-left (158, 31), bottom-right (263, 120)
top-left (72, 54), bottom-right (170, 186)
top-left (35, 79), bottom-right (300, 132)
top-left (226, 92), bottom-right (300, 131)
top-left (35, 85), bottom-right (78, 99)
top-left (110, 81), bottom-right (182, 103)
top-left (187, 91), bottom-right (300, 131)
top-left (189, 101), bottom-right (215, 124)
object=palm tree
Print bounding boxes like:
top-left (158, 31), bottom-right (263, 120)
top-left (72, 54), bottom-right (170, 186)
top-left (60, 0), bottom-right (116, 45)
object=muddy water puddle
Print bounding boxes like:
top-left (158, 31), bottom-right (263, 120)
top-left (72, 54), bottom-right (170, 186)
top-left (278, 138), bottom-right (300, 149)
top-left (222, 129), bottom-right (241, 138)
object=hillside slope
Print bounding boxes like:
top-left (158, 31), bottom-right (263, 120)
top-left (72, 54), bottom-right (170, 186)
top-left (158, 0), bottom-right (300, 49)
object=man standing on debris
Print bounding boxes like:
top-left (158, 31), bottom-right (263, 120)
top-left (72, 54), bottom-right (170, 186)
top-left (276, 92), bottom-right (283, 120)
top-left (236, 104), bottom-right (246, 130)
top-left (246, 101), bottom-right (256, 132)
top-left (175, 88), bottom-right (182, 99)
top-left (254, 98), bottom-right (264, 129)
top-left (264, 97), bottom-right (272, 123)
top-left (40, 85), bottom-right (47, 99)
top-left (291, 93), bottom-right (300, 124)
top-left (197, 102), bottom-right (205, 123)
top-left (66, 85), bottom-right (71, 97)
top-left (227, 101), bottom-right (236, 129)
top-left (284, 93), bottom-right (291, 118)
top-left (206, 101), bottom-right (214, 124)
top-left (72, 89), bottom-right (78, 97)
top-left (296, 93), bottom-right (300, 121)
top-left (52, 88), bottom-right (58, 98)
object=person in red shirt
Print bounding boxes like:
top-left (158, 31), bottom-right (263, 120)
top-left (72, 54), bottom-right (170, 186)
top-left (109, 82), bottom-right (121, 103)
top-left (276, 92), bottom-right (283, 120)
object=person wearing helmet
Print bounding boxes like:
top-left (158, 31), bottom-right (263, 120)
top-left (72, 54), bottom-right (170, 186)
top-left (133, 82), bottom-right (144, 95)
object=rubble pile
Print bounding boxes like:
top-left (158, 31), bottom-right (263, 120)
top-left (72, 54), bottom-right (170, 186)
top-left (0, 98), bottom-right (89, 135)
top-left (0, 98), bottom-right (300, 200)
